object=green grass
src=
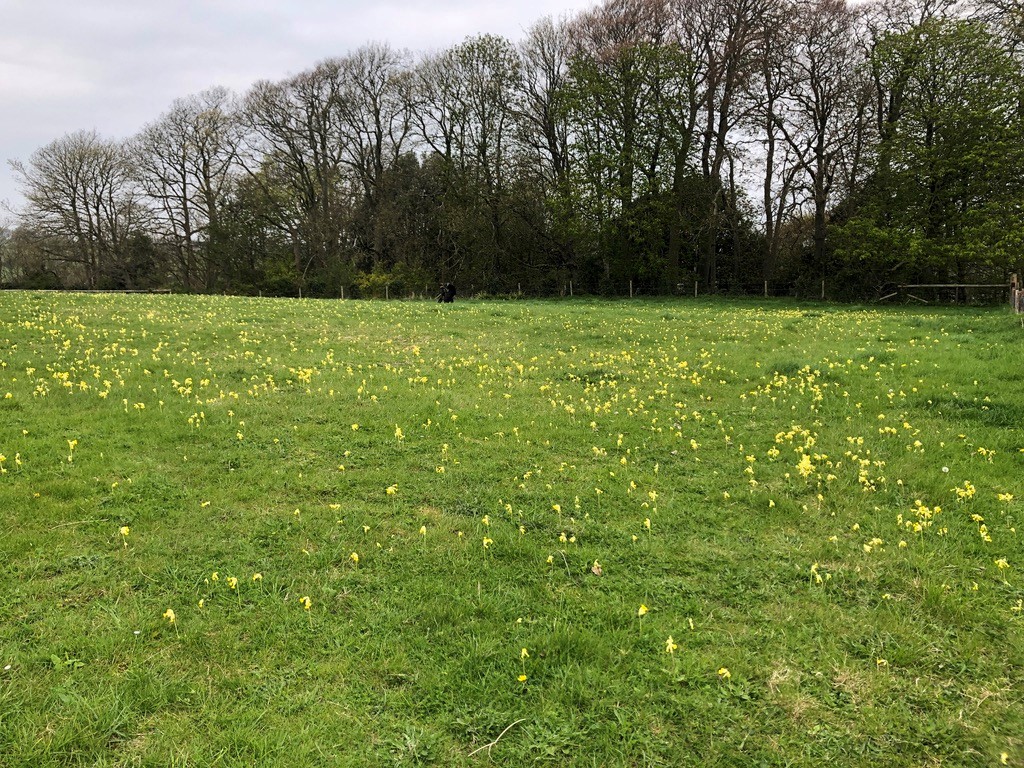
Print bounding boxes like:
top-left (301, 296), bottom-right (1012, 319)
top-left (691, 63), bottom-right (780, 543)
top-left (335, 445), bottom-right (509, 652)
top-left (0, 292), bottom-right (1021, 766)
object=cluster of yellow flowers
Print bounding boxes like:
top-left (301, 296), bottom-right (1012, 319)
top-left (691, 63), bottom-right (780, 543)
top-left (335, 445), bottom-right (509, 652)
top-left (2, 292), bottom-right (1021, 737)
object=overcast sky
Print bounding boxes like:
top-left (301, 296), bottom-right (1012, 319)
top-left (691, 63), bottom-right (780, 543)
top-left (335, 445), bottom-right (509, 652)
top-left (0, 0), bottom-right (598, 220)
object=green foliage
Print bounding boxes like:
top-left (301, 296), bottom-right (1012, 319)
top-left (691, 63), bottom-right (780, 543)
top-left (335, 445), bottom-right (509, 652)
top-left (7, 6), bottom-right (1024, 301)
top-left (834, 18), bottom-right (1024, 289)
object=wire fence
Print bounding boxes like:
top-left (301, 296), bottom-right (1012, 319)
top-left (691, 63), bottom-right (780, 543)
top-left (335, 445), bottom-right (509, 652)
top-left (3, 280), bottom-right (1019, 308)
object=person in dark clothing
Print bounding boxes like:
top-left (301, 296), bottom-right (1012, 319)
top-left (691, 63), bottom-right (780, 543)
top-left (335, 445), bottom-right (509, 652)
top-left (437, 282), bottom-right (456, 303)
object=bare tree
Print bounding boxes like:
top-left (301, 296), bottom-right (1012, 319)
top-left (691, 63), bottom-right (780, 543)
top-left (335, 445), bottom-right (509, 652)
top-left (0, 223), bottom-right (9, 285)
top-left (422, 35), bottom-right (521, 192)
top-left (747, 0), bottom-right (805, 284)
top-left (332, 43), bottom-right (415, 271)
top-left (771, 0), bottom-right (866, 268)
top-left (240, 60), bottom-right (353, 285)
top-left (979, 0), bottom-right (1024, 54)
top-left (335, 43), bottom-right (414, 206)
top-left (673, 0), bottom-right (775, 291)
top-left (10, 131), bottom-right (146, 288)
top-left (413, 34), bottom-right (523, 285)
top-left (132, 87), bottom-right (241, 292)
top-left (516, 16), bottom-right (574, 186)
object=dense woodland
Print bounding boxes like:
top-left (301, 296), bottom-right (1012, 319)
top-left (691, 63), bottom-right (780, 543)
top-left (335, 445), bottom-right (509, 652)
top-left (2, 0), bottom-right (1022, 299)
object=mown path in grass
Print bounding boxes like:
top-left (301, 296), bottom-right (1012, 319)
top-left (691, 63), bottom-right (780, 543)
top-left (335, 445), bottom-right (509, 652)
top-left (0, 293), bottom-right (1021, 766)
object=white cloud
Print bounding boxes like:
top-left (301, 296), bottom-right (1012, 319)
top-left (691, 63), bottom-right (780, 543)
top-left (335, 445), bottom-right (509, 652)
top-left (0, 41), bottom-right (99, 103)
top-left (1, 0), bottom-right (599, 213)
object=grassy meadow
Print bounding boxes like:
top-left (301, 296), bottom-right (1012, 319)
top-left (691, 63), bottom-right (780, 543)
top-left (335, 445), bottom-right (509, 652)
top-left (0, 292), bottom-right (1021, 767)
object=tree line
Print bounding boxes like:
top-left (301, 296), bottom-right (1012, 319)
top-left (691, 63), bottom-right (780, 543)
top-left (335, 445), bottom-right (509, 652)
top-left (2, 0), bottom-right (1022, 300)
